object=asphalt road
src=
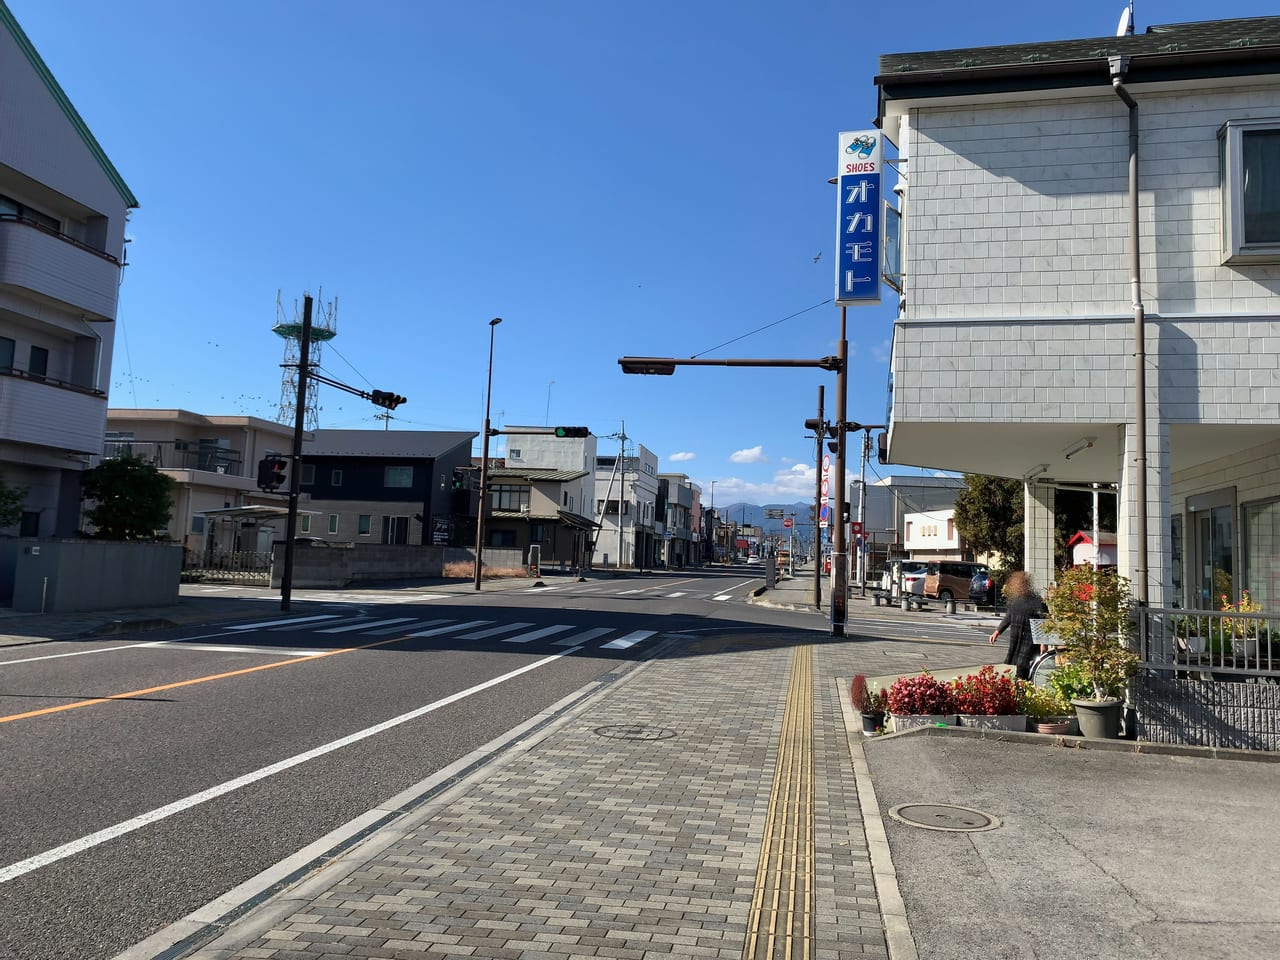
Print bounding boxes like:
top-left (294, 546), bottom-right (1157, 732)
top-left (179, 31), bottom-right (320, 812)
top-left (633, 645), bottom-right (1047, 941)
top-left (0, 566), bottom-right (990, 959)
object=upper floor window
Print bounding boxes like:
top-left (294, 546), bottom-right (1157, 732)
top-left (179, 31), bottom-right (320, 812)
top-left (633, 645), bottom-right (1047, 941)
top-left (384, 465), bottom-right (413, 488)
top-left (28, 345), bottom-right (47, 381)
top-left (332, 469), bottom-right (343, 486)
top-left (300, 464), bottom-right (316, 485)
top-left (1220, 118), bottom-right (1280, 263)
top-left (0, 192), bottom-right (59, 232)
top-left (509, 448), bottom-right (521, 460)
top-left (0, 337), bottom-right (13, 373)
top-left (491, 483), bottom-right (529, 511)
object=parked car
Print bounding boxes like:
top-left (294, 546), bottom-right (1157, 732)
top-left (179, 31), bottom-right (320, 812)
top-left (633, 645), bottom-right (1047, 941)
top-left (880, 560), bottom-right (929, 596)
top-left (747, 554), bottom-right (762, 565)
top-left (924, 561), bottom-right (990, 601)
top-left (969, 570), bottom-right (996, 605)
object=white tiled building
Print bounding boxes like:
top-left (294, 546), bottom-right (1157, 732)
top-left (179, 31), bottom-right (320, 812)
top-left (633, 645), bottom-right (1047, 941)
top-left (876, 16), bottom-right (1280, 611)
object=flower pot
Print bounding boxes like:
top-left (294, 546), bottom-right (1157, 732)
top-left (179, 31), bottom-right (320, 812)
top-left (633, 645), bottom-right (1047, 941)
top-left (959, 714), bottom-right (1027, 732)
top-left (1231, 636), bottom-right (1260, 659)
top-left (1031, 717), bottom-right (1074, 735)
top-left (1071, 698), bottom-right (1123, 739)
top-left (890, 714), bottom-right (957, 732)
top-left (860, 711), bottom-right (886, 737)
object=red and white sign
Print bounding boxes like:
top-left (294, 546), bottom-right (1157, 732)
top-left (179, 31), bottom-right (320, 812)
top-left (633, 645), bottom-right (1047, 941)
top-left (850, 521), bottom-right (863, 536)
top-left (783, 517), bottom-right (793, 528)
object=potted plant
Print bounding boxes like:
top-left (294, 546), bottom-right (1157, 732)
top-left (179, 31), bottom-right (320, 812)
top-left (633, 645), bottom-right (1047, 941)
top-left (949, 665), bottom-right (1026, 730)
top-left (850, 674), bottom-right (888, 736)
top-left (885, 669), bottom-right (957, 732)
top-left (1043, 566), bottom-right (1139, 739)
top-left (1020, 682), bottom-right (1075, 735)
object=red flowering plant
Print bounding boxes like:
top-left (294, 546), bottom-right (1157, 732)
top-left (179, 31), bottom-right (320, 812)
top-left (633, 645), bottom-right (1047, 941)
top-left (886, 670), bottom-right (955, 716)
top-left (850, 674), bottom-right (888, 716)
top-left (949, 665), bottom-right (1022, 716)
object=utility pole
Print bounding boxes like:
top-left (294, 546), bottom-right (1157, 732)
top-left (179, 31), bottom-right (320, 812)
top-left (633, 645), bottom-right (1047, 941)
top-left (812, 384), bottom-right (824, 610)
top-left (280, 294), bottom-right (312, 611)
top-left (617, 422), bottom-right (626, 571)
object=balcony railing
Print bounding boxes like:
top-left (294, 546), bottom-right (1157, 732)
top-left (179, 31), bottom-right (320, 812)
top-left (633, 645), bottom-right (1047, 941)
top-left (1138, 606), bottom-right (1279, 679)
top-left (104, 440), bottom-right (243, 476)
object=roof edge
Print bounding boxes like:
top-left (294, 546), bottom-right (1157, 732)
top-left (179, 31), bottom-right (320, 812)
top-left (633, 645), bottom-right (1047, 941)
top-left (0, 2), bottom-right (139, 209)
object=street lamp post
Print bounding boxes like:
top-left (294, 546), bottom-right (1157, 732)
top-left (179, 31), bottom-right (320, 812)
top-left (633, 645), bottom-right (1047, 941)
top-left (710, 480), bottom-right (717, 563)
top-left (473, 317), bottom-right (503, 591)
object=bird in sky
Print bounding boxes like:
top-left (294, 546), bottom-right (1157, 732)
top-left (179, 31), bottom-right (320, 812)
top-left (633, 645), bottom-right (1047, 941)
top-left (813, 252), bottom-right (822, 263)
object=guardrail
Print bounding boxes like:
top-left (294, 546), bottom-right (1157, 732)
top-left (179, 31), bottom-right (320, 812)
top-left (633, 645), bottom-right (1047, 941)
top-left (1138, 605), bottom-right (1279, 679)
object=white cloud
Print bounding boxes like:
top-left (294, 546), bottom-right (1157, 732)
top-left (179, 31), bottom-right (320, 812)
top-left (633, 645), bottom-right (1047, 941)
top-left (729, 445), bottom-right (766, 464)
top-left (705, 464), bottom-right (818, 505)
top-left (669, 451), bottom-right (696, 462)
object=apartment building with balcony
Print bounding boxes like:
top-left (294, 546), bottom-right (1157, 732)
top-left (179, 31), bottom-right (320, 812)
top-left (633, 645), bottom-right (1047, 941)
top-left (105, 409), bottom-right (296, 560)
top-left (592, 442), bottom-right (659, 570)
top-left (875, 16), bottom-right (1280, 611)
top-left (1, 4), bottom-right (137, 537)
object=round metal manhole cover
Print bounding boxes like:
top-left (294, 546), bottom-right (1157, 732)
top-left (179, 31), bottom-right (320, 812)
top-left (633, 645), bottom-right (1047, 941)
top-left (593, 724), bottom-right (676, 741)
top-left (888, 803), bottom-right (1001, 832)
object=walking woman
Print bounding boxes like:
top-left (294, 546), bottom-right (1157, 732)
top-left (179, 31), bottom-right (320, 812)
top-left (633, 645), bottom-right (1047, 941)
top-left (987, 571), bottom-right (1046, 680)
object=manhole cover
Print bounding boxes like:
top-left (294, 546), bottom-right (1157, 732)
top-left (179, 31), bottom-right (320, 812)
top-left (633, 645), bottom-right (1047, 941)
top-left (887, 803), bottom-right (1001, 832)
top-left (593, 724), bottom-right (676, 741)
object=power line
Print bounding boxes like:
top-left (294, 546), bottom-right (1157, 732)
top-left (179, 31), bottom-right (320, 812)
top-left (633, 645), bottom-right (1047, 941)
top-left (689, 298), bottom-right (834, 359)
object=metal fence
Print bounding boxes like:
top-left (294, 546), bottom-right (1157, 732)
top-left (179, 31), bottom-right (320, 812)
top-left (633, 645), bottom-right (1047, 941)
top-left (181, 549), bottom-right (271, 584)
top-left (1134, 605), bottom-right (1280, 751)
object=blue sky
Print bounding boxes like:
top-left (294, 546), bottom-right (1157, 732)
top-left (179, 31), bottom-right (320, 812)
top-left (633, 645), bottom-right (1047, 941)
top-left (10, 1), bottom-right (1275, 506)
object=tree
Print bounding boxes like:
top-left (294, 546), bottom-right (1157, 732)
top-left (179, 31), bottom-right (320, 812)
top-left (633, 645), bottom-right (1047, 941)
top-left (953, 474), bottom-right (1023, 569)
top-left (0, 469), bottom-right (28, 530)
top-left (80, 455), bottom-right (173, 540)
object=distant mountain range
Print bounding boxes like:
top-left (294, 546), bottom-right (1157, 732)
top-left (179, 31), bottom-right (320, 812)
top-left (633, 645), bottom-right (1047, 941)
top-left (715, 502), bottom-right (814, 534)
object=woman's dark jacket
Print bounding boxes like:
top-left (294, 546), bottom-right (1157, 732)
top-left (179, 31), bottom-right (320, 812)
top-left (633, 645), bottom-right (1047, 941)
top-left (997, 593), bottom-right (1046, 678)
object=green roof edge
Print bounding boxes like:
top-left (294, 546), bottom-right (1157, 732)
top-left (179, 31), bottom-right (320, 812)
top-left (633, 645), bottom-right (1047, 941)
top-left (0, 2), bottom-right (138, 209)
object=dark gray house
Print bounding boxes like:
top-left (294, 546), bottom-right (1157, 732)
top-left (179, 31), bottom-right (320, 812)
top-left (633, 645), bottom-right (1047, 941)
top-left (298, 430), bottom-right (476, 546)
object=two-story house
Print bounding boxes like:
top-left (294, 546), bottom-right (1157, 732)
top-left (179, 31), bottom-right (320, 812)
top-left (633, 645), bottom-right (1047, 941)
top-left (488, 427), bottom-right (597, 570)
top-left (875, 16), bottom-right (1280, 612)
top-left (298, 429), bottom-right (476, 546)
top-left (105, 409), bottom-right (296, 564)
top-left (657, 472), bottom-right (696, 568)
top-left (2, 4), bottom-right (136, 537)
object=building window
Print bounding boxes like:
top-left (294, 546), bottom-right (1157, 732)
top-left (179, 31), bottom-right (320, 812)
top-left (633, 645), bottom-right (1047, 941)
top-left (299, 515), bottom-right (312, 533)
top-left (0, 192), bottom-right (59, 231)
top-left (1220, 118), bottom-right (1280, 262)
top-left (358, 514), bottom-right (372, 536)
top-left (509, 448), bottom-right (521, 460)
top-left (491, 483), bottom-right (529, 511)
top-left (531, 523), bottom-right (545, 541)
top-left (19, 511), bottom-right (38, 536)
top-left (490, 529), bottom-right (516, 548)
top-left (1242, 497), bottom-right (1279, 611)
top-left (28, 345), bottom-right (47, 381)
top-left (191, 516), bottom-right (205, 534)
top-left (382, 515), bottom-right (409, 544)
top-left (385, 465), bottom-right (413, 488)
top-left (331, 469), bottom-right (343, 486)
top-left (0, 337), bottom-right (13, 373)
top-left (300, 464), bottom-right (315, 485)
top-left (328, 514), bottom-right (339, 534)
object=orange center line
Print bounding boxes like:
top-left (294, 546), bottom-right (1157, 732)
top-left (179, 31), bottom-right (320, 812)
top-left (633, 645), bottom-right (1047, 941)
top-left (0, 634), bottom-right (408, 725)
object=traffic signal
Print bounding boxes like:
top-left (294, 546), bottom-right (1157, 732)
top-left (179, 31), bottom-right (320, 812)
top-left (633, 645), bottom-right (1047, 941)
top-left (553, 426), bottom-right (589, 438)
top-left (257, 455), bottom-right (288, 492)
top-left (370, 390), bottom-right (407, 410)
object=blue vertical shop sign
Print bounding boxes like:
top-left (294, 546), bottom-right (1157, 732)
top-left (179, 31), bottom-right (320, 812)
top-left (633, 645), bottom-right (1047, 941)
top-left (835, 130), bottom-right (883, 305)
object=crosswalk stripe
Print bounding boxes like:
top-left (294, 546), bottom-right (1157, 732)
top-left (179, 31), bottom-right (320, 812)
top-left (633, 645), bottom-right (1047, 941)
top-left (402, 620), bottom-right (492, 638)
top-left (144, 642), bottom-right (327, 657)
top-left (456, 622), bottom-right (534, 640)
top-left (552, 626), bottom-right (614, 646)
top-left (600, 629), bottom-right (656, 650)
top-left (500, 624), bottom-right (575, 644)
top-left (364, 618), bottom-right (435, 636)
top-left (713, 595), bottom-right (733, 601)
top-left (318, 617), bottom-right (419, 634)
top-left (667, 592), bottom-right (687, 598)
top-left (225, 615), bottom-right (342, 631)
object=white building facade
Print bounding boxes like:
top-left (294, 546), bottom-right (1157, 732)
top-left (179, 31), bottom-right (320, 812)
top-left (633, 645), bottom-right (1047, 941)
top-left (876, 16), bottom-right (1280, 612)
top-left (1, 6), bottom-right (137, 537)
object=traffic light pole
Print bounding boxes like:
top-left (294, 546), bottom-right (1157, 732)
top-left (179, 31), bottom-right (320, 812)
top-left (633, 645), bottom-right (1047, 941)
top-left (830, 310), bottom-right (849, 636)
top-left (280, 294), bottom-right (312, 611)
top-left (812, 384), bottom-right (824, 611)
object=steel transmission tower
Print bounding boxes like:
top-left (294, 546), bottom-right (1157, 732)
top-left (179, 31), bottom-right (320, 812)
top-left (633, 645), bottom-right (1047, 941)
top-left (274, 289), bottom-right (337, 430)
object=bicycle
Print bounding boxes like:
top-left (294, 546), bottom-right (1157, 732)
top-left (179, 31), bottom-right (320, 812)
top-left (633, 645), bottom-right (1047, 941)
top-left (1027, 620), bottom-right (1063, 687)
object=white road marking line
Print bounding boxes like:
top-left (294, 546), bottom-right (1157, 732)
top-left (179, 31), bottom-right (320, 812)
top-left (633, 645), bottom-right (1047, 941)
top-left (0, 646), bottom-right (585, 886)
top-left (225, 615), bottom-right (342, 631)
top-left (317, 617), bottom-right (418, 634)
top-left (600, 629), bottom-right (656, 650)
top-left (363, 619), bottom-right (432, 636)
top-left (456, 622), bottom-right (534, 640)
top-left (500, 624), bottom-right (575, 645)
top-left (713, 595), bottom-right (733, 601)
top-left (0, 642), bottom-right (152, 667)
top-left (552, 627), bottom-right (614, 646)
top-left (372, 618), bottom-right (451, 635)
top-left (140, 643), bottom-right (326, 657)
top-left (404, 620), bottom-right (489, 638)
top-left (616, 589), bottom-right (645, 595)
top-left (666, 592), bottom-right (688, 598)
